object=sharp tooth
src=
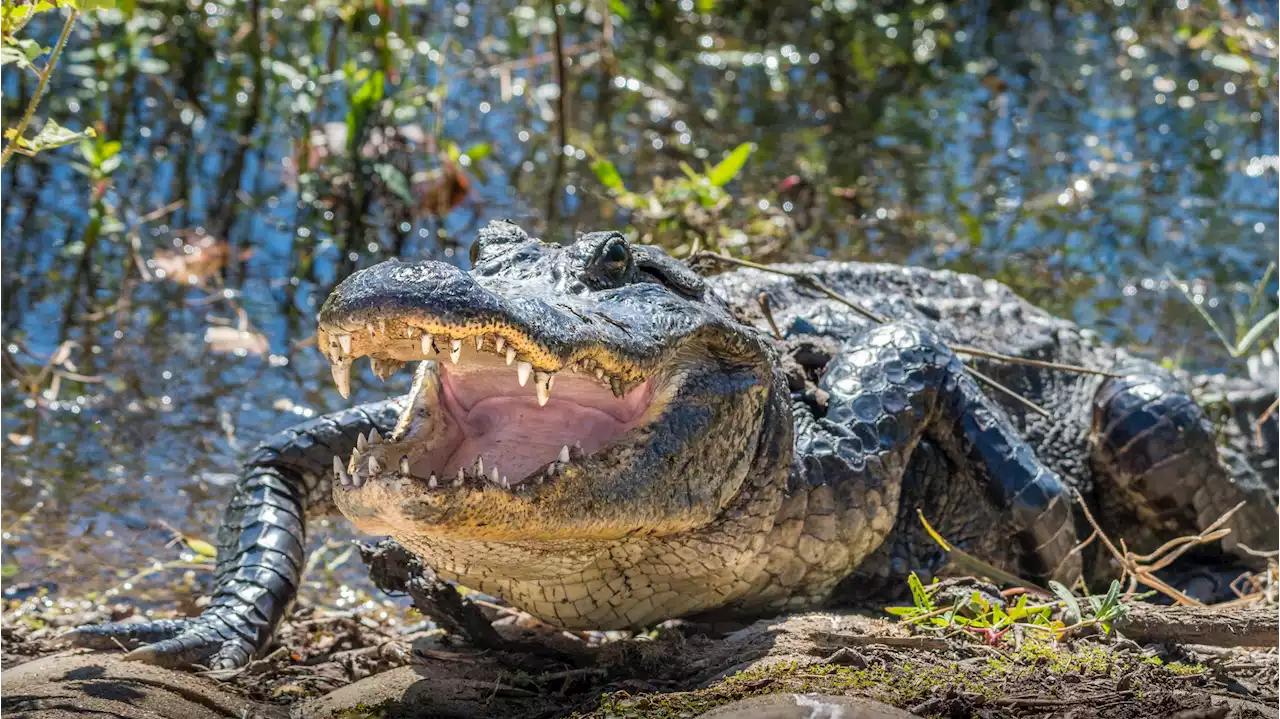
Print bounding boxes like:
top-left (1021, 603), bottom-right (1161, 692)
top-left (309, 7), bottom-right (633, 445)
top-left (331, 360), bottom-right (352, 399)
top-left (367, 456), bottom-right (381, 475)
top-left (611, 378), bottom-right (624, 397)
top-left (502, 476), bottom-right (509, 488)
top-left (559, 445), bottom-right (570, 463)
top-left (421, 334), bottom-right (434, 356)
top-left (333, 456), bottom-right (349, 486)
top-left (337, 334), bottom-right (352, 354)
top-left (490, 467), bottom-right (500, 484)
top-left (506, 347), bottom-right (516, 365)
top-left (371, 358), bottom-right (403, 381)
top-left (370, 429), bottom-right (382, 444)
top-left (595, 367), bottom-right (605, 380)
top-left (352, 472), bottom-right (364, 488)
top-left (450, 339), bottom-right (462, 363)
top-left (399, 456), bottom-right (410, 474)
top-left (367, 323), bottom-right (376, 336)
top-left (517, 361), bottom-right (532, 386)
top-left (357, 432), bottom-right (368, 452)
top-left (495, 337), bottom-right (506, 352)
top-left (474, 456), bottom-right (484, 476)
top-left (535, 372), bottom-right (553, 406)
top-left (456, 468), bottom-right (465, 486)
top-left (428, 474), bottom-right (438, 489)
top-left (475, 335), bottom-right (484, 350)
top-left (378, 319), bottom-right (386, 334)
top-left (406, 326), bottom-right (416, 338)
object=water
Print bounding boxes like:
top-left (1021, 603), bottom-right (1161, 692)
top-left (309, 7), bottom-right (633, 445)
top-left (2, 1), bottom-right (1276, 607)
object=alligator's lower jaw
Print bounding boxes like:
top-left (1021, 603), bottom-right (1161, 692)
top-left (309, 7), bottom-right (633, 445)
top-left (336, 343), bottom-right (657, 494)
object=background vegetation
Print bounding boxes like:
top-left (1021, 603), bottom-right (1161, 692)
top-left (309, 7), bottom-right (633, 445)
top-left (1, 0), bottom-right (1276, 612)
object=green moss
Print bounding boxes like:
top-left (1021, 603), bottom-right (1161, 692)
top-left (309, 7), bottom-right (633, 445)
top-left (1163, 661), bottom-right (1208, 676)
top-left (584, 636), bottom-right (1212, 718)
top-left (983, 636), bottom-right (1117, 680)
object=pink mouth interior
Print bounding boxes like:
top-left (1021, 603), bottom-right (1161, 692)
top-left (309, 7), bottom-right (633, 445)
top-left (432, 359), bottom-right (653, 483)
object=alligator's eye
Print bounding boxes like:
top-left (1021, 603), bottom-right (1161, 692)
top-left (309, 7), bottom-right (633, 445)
top-left (597, 238), bottom-right (631, 279)
top-left (468, 237), bottom-right (483, 265)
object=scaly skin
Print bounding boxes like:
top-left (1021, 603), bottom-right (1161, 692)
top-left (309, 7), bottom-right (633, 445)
top-left (72, 222), bottom-right (1278, 668)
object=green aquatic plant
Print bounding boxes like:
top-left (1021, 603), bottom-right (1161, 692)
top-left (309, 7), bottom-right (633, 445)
top-left (1, 0), bottom-right (113, 167)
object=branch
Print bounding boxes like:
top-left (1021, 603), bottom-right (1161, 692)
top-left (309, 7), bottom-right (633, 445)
top-left (1, 8), bottom-right (80, 169)
top-left (1116, 602), bottom-right (1279, 647)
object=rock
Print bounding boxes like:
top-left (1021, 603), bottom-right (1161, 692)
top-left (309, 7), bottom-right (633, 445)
top-left (696, 694), bottom-right (917, 718)
top-left (1, 653), bottom-right (280, 719)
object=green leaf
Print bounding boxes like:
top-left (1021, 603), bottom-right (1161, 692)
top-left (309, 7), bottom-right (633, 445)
top-left (591, 158), bottom-right (625, 192)
top-left (1, 563), bottom-right (18, 580)
top-left (79, 138), bottom-right (98, 165)
top-left (373, 162), bottom-right (414, 204)
top-left (2, 1), bottom-right (58, 28)
top-left (884, 606), bottom-right (921, 617)
top-left (8, 118), bottom-right (96, 154)
top-left (607, 0), bottom-right (630, 20)
top-left (708, 142), bottom-right (753, 187)
top-left (99, 140), bottom-right (121, 161)
top-left (1235, 310), bottom-right (1278, 357)
top-left (907, 572), bottom-right (935, 612)
top-left (463, 142), bottom-right (492, 163)
top-left (0, 38), bottom-right (47, 69)
top-left (1048, 580), bottom-right (1082, 626)
top-left (74, 0), bottom-right (117, 11)
top-left (1186, 25), bottom-right (1217, 50)
top-left (351, 70), bottom-right (386, 111)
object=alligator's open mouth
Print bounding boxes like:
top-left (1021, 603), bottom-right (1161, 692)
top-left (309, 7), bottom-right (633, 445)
top-left (316, 318), bottom-right (662, 494)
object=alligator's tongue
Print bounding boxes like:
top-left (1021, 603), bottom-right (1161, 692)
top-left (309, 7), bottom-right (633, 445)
top-left (438, 358), bottom-right (651, 483)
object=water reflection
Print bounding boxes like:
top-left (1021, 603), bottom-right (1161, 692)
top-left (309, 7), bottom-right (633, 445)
top-left (1, 0), bottom-right (1275, 605)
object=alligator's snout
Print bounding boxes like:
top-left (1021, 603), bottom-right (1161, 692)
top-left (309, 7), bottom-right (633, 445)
top-left (313, 222), bottom-right (780, 547)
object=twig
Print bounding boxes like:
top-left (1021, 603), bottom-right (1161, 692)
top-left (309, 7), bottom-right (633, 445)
top-left (810, 631), bottom-right (951, 651)
top-left (1256, 397), bottom-right (1278, 447)
top-left (964, 366), bottom-right (1050, 418)
top-left (950, 344), bottom-right (1120, 378)
top-left (693, 251), bottom-right (885, 323)
top-left (757, 293), bottom-right (784, 340)
top-left (1116, 602), bottom-right (1279, 647)
top-left (1069, 489), bottom-right (1248, 607)
top-left (1, 8), bottom-right (80, 169)
top-left (691, 250), bottom-right (1121, 416)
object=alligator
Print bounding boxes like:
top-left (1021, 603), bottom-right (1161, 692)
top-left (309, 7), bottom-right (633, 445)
top-left (71, 221), bottom-right (1279, 670)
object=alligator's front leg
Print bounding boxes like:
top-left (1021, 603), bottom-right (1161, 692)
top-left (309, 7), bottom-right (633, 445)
top-left (69, 400), bottom-right (404, 669)
top-left (784, 323), bottom-right (1081, 600)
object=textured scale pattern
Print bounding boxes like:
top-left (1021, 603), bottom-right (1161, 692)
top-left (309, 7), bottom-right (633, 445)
top-left (71, 234), bottom-right (1277, 669)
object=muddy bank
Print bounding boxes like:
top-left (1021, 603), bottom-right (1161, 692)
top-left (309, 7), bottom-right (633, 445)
top-left (4, 596), bottom-right (1277, 719)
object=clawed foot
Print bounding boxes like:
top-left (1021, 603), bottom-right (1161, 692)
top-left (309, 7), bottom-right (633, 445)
top-left (65, 609), bottom-right (260, 669)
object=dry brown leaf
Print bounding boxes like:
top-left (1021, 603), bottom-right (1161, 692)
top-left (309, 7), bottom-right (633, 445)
top-left (151, 232), bottom-right (253, 288)
top-left (416, 160), bottom-right (472, 218)
top-left (203, 326), bottom-right (269, 355)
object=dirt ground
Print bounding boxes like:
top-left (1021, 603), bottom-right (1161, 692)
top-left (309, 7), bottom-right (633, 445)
top-left (3, 581), bottom-right (1277, 719)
